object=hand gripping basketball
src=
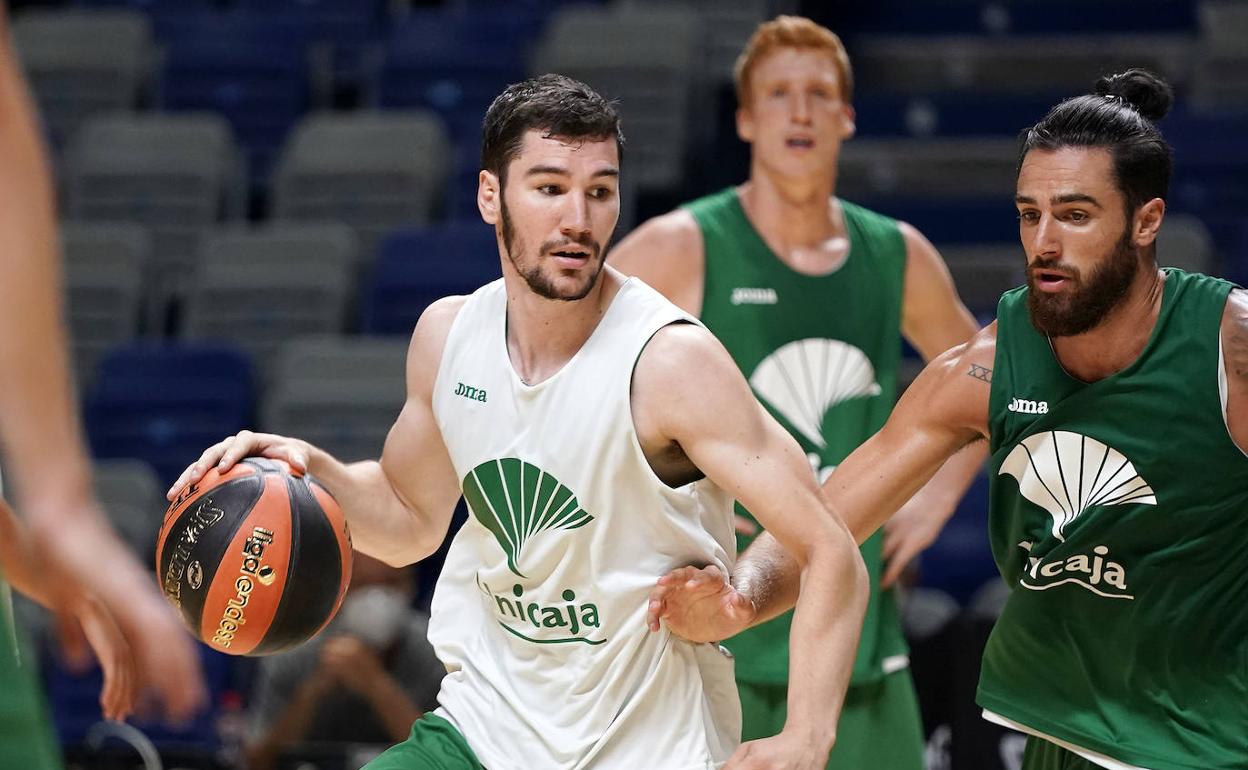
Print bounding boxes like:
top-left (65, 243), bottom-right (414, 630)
top-left (157, 455), bottom-right (353, 656)
top-left (167, 430), bottom-right (311, 502)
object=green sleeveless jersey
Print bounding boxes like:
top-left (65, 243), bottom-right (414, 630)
top-left (1, 575), bottom-right (61, 770)
top-left (686, 187), bottom-right (908, 686)
top-left (981, 269), bottom-right (1248, 770)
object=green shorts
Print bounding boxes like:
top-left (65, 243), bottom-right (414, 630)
top-left (0, 583), bottom-right (62, 770)
top-left (363, 713), bottom-right (483, 770)
top-left (1021, 736), bottom-right (1105, 770)
top-left (738, 670), bottom-right (924, 770)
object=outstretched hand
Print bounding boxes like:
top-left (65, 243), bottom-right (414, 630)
top-left (646, 564), bottom-right (756, 643)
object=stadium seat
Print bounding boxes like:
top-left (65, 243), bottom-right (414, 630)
top-left (531, 3), bottom-right (705, 192)
top-left (838, 138), bottom-right (1018, 199)
top-left (10, 9), bottom-right (151, 147)
top-left (155, 11), bottom-right (318, 198)
top-left (272, 111), bottom-right (450, 250)
top-left (360, 222), bottom-right (499, 336)
top-left (93, 458), bottom-right (165, 562)
top-left (936, 243), bottom-right (1025, 316)
top-left (60, 221), bottom-right (150, 388)
top-left (852, 35), bottom-right (1192, 96)
top-left (835, 0), bottom-right (1197, 37)
top-left (234, 0), bottom-right (388, 88)
top-left (84, 343), bottom-right (254, 485)
top-left (63, 113), bottom-right (247, 323)
top-left (262, 335), bottom-right (408, 463)
top-left (182, 223), bottom-right (359, 381)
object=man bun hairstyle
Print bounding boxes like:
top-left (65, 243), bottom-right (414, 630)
top-left (481, 74), bottom-right (624, 186)
top-left (1094, 69), bottom-right (1173, 122)
top-left (1019, 68), bottom-right (1174, 219)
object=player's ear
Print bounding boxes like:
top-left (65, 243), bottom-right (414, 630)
top-left (840, 103), bottom-right (856, 140)
top-left (736, 106), bottom-right (756, 144)
top-left (1133, 198), bottom-right (1165, 249)
top-left (478, 170), bottom-right (501, 225)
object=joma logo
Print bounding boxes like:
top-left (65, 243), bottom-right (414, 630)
top-left (455, 382), bottom-right (487, 402)
top-left (1007, 397), bottom-right (1048, 414)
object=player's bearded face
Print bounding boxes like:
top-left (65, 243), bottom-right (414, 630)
top-left (500, 190), bottom-right (607, 302)
top-left (1027, 227), bottom-right (1140, 337)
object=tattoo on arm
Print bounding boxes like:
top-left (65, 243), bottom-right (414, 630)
top-left (1228, 309), bottom-right (1248, 381)
top-left (968, 364), bottom-right (992, 383)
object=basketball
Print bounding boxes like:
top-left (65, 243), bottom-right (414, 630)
top-left (155, 457), bottom-right (353, 656)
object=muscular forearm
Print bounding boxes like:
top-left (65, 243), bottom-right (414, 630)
top-left (781, 531), bottom-right (868, 749)
top-left (306, 451), bottom-right (442, 566)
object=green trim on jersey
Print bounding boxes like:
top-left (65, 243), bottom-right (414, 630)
top-left (362, 714), bottom-right (484, 770)
top-left (685, 187), bottom-right (909, 686)
top-left (1, 576), bottom-right (62, 770)
top-left (981, 269), bottom-right (1248, 770)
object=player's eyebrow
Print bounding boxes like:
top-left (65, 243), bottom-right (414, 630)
top-left (1014, 193), bottom-right (1102, 207)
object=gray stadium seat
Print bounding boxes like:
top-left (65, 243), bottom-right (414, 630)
top-left (853, 35), bottom-right (1192, 94)
top-left (1156, 213), bottom-right (1215, 274)
top-left (838, 138), bottom-right (1019, 199)
top-left (182, 223), bottom-right (359, 381)
top-left (1191, 4), bottom-right (1248, 108)
top-left (11, 9), bottom-right (151, 146)
top-left (272, 112), bottom-right (449, 250)
top-left (63, 113), bottom-right (246, 318)
top-left (94, 458), bottom-right (165, 562)
top-left (531, 4), bottom-right (704, 192)
top-left (937, 243), bottom-right (1025, 315)
top-left (262, 336), bottom-right (408, 462)
top-left (60, 221), bottom-right (150, 387)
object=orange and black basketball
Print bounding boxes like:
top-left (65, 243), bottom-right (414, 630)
top-left (155, 457), bottom-right (352, 656)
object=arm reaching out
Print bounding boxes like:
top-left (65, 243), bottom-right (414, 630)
top-left (168, 298), bottom-right (468, 568)
top-left (652, 326), bottom-right (996, 646)
top-left (634, 323), bottom-right (868, 767)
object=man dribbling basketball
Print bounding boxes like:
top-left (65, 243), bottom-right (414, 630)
top-left (169, 74), bottom-right (868, 770)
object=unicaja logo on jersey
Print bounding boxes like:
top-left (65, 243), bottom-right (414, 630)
top-left (462, 458), bottom-right (606, 645)
top-left (749, 338), bottom-right (881, 450)
top-left (999, 431), bottom-right (1155, 600)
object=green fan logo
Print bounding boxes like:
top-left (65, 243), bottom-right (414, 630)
top-left (463, 458), bottom-right (605, 646)
top-left (462, 458), bottom-right (594, 578)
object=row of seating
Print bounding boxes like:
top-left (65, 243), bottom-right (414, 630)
top-left (83, 335), bottom-right (407, 486)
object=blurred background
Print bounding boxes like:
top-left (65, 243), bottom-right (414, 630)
top-left (5, 0), bottom-right (1244, 767)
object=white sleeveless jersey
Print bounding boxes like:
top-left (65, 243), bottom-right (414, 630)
top-left (428, 277), bottom-right (741, 769)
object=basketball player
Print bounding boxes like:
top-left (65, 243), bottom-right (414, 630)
top-left (0, 6), bottom-right (205, 765)
top-left (170, 74), bottom-right (869, 769)
top-left (612, 16), bottom-right (981, 768)
top-left (649, 69), bottom-right (1247, 770)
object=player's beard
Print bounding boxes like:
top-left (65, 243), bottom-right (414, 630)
top-left (1027, 230), bottom-right (1140, 337)
top-left (500, 192), bottom-right (607, 302)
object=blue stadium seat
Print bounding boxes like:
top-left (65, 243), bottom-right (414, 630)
top-left (835, 0), bottom-right (1197, 37)
top-left (234, 0), bottom-right (387, 86)
top-left (154, 12), bottom-right (313, 194)
top-left (368, 10), bottom-right (538, 151)
top-left (447, 147), bottom-right (484, 223)
top-left (857, 197), bottom-right (1021, 245)
top-left (361, 223), bottom-right (500, 335)
top-left (853, 93), bottom-right (1052, 138)
top-left (84, 343), bottom-right (254, 485)
top-left (44, 641), bottom-right (234, 751)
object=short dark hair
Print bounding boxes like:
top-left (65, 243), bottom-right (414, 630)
top-left (481, 74), bottom-right (624, 185)
top-left (1019, 69), bottom-right (1174, 219)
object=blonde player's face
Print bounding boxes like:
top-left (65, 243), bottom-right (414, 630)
top-left (481, 130), bottom-right (621, 301)
top-left (737, 48), bottom-right (855, 180)
top-left (1016, 147), bottom-right (1142, 336)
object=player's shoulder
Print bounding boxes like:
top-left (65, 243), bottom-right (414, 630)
top-left (612, 208), bottom-right (703, 267)
top-left (1220, 288), bottom-right (1248, 375)
top-left (406, 294), bottom-right (471, 386)
top-left (634, 320), bottom-right (734, 388)
top-left (923, 321), bottom-right (998, 393)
